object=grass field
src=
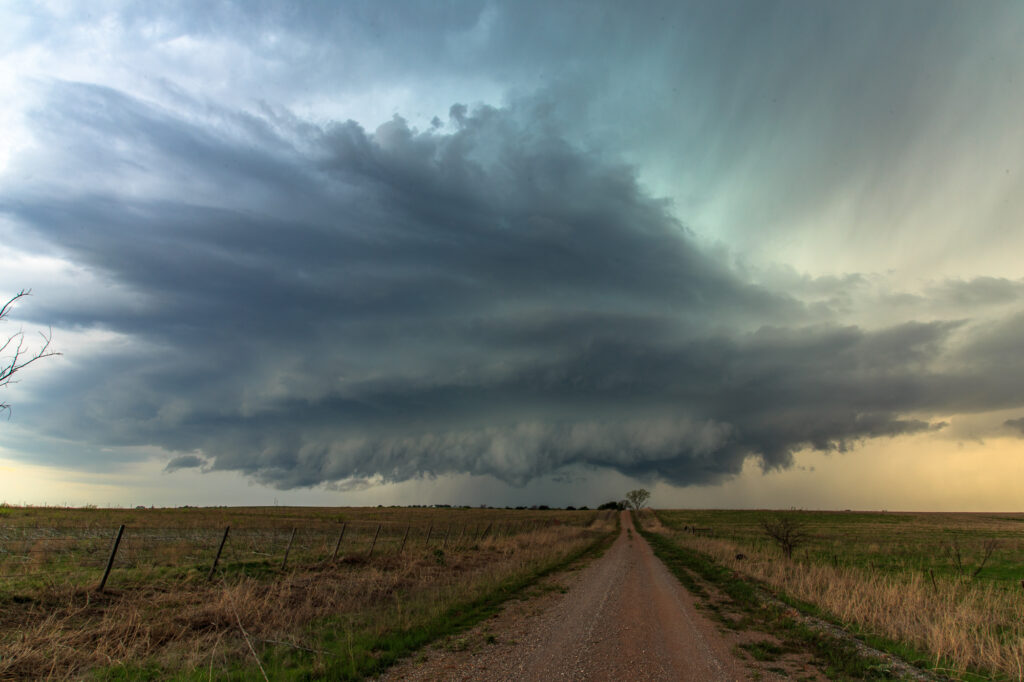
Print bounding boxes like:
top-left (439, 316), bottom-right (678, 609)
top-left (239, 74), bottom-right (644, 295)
top-left (649, 509), bottom-right (1024, 680)
top-left (0, 505), bottom-right (617, 679)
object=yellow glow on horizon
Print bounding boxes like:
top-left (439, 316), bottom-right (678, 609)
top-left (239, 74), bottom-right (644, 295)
top-left (3, 431), bottom-right (1023, 511)
top-left (664, 432), bottom-right (1024, 512)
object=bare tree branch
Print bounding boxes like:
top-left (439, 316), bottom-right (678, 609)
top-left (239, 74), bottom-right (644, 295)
top-left (971, 538), bottom-right (999, 579)
top-left (1, 289), bottom-right (61, 415)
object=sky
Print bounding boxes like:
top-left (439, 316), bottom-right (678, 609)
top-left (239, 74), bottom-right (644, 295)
top-left (2, 1), bottom-right (1024, 510)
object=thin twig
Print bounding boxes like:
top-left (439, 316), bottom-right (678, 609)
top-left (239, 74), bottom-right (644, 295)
top-left (252, 636), bottom-right (340, 657)
top-left (231, 604), bottom-right (269, 681)
top-left (208, 631), bottom-right (224, 682)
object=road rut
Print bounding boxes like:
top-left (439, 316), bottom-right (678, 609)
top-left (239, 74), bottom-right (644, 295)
top-left (383, 511), bottom-right (749, 681)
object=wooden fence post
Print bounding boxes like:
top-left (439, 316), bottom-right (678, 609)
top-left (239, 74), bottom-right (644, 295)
top-left (97, 524), bottom-right (125, 592)
top-left (281, 528), bottom-right (297, 571)
top-left (478, 522), bottom-right (492, 541)
top-left (399, 525), bottom-right (410, 553)
top-left (208, 525), bottom-right (230, 581)
top-left (424, 524), bottom-right (433, 545)
top-left (442, 525), bottom-right (451, 547)
top-left (368, 524), bottom-right (381, 558)
top-left (332, 523), bottom-right (347, 561)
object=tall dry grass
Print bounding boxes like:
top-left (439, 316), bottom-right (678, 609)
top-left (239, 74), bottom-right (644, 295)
top-left (652, 523), bottom-right (1024, 680)
top-left (0, 514), bottom-right (616, 679)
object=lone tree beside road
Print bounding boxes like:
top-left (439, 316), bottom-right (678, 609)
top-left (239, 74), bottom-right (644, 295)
top-left (625, 488), bottom-right (651, 511)
top-left (1, 289), bottom-right (60, 415)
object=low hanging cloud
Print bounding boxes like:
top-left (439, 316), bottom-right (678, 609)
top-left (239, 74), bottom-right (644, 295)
top-left (3, 80), bottom-right (1024, 489)
top-left (163, 454), bottom-right (207, 473)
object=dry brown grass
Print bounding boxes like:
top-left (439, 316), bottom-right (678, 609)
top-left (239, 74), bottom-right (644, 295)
top-left (0, 510), bottom-right (616, 679)
top-left (651, 524), bottom-right (1024, 680)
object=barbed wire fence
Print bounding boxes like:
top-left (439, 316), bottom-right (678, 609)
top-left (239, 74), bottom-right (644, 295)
top-left (0, 511), bottom-right (615, 592)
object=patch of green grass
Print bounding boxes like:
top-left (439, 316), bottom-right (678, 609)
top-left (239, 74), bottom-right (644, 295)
top-left (739, 640), bottom-right (786, 661)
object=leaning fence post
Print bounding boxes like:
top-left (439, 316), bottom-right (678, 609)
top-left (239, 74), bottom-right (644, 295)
top-left (399, 525), bottom-right (410, 553)
top-left (332, 523), bottom-right (347, 561)
top-left (97, 524), bottom-right (125, 592)
top-left (442, 525), bottom-right (451, 547)
top-left (368, 524), bottom-right (381, 558)
top-left (424, 524), bottom-right (433, 545)
top-left (281, 528), bottom-right (297, 571)
top-left (478, 522), bottom-right (492, 541)
top-left (208, 525), bottom-right (230, 581)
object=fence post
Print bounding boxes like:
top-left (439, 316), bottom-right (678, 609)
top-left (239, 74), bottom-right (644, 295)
top-left (442, 525), bottom-right (451, 547)
top-left (332, 523), bottom-right (347, 561)
top-left (478, 522), bottom-right (492, 541)
top-left (399, 525), bottom-right (410, 553)
top-left (368, 524), bottom-right (381, 558)
top-left (424, 524), bottom-right (433, 546)
top-left (208, 525), bottom-right (230, 581)
top-left (281, 528), bottom-right (297, 571)
top-left (97, 524), bottom-right (125, 592)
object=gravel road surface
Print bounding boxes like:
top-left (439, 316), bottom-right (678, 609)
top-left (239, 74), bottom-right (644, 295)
top-left (382, 510), bottom-right (750, 681)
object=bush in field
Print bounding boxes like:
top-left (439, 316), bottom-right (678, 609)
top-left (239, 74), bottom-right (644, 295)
top-left (598, 501), bottom-right (624, 511)
top-left (946, 537), bottom-right (999, 579)
top-left (760, 514), bottom-right (808, 559)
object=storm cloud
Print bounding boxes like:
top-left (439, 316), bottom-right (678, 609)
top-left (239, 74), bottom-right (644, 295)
top-left (3, 79), bottom-right (1022, 490)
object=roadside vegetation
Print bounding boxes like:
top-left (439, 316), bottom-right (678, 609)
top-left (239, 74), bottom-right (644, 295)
top-left (644, 509), bottom-right (1024, 681)
top-left (0, 505), bottom-right (616, 680)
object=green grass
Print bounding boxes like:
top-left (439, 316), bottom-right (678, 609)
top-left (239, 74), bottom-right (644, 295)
top-left (739, 640), bottom-right (787, 661)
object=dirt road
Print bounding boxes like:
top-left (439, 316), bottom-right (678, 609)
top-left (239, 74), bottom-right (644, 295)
top-left (383, 511), bottom-right (750, 681)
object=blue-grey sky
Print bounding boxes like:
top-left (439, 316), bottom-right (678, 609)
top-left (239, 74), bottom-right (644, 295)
top-left (2, 1), bottom-right (1024, 509)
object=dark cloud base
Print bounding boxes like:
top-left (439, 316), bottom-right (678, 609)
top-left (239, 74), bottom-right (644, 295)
top-left (4, 81), bottom-right (1024, 489)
